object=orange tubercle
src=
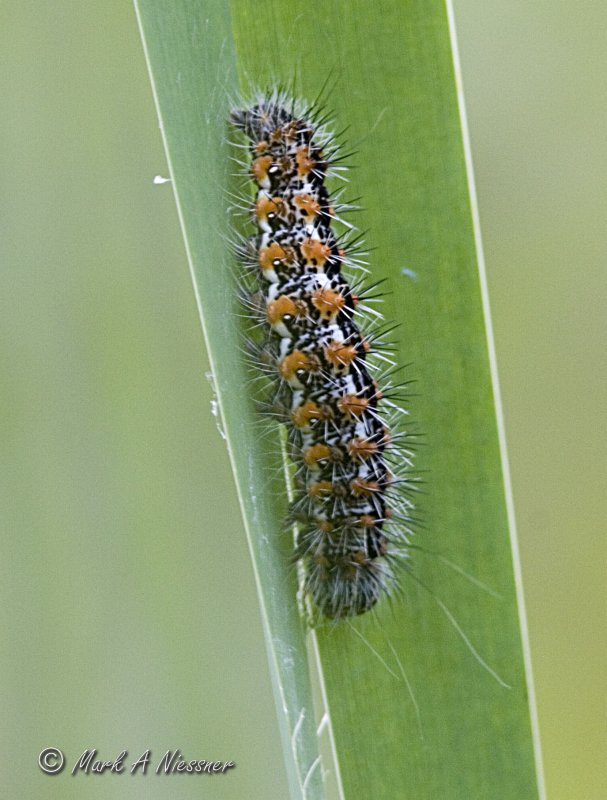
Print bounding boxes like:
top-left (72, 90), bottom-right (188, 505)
top-left (292, 399), bottom-right (324, 428)
top-left (347, 438), bottom-right (379, 461)
top-left (279, 350), bottom-right (313, 381)
top-left (324, 341), bottom-right (358, 369)
top-left (255, 195), bottom-right (286, 225)
top-left (337, 395), bottom-right (369, 419)
top-left (350, 478), bottom-right (380, 497)
top-left (266, 295), bottom-right (299, 325)
top-left (251, 155), bottom-right (273, 184)
top-left (311, 288), bottom-right (345, 320)
top-left (294, 193), bottom-right (321, 220)
top-left (303, 443), bottom-right (332, 467)
top-left (296, 146), bottom-right (316, 177)
top-left (269, 127), bottom-right (284, 144)
top-left (283, 120), bottom-right (299, 141)
top-left (308, 480), bottom-right (334, 498)
top-left (300, 238), bottom-right (331, 267)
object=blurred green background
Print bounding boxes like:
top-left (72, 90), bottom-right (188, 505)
top-left (1, 2), bottom-right (604, 799)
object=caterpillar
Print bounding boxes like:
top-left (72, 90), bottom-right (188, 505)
top-left (229, 90), bottom-right (417, 619)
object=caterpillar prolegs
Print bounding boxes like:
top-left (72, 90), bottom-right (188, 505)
top-left (230, 91), bottom-right (417, 619)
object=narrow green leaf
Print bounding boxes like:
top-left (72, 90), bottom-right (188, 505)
top-left (133, 3), bottom-right (322, 797)
top-left (135, 1), bottom-right (542, 798)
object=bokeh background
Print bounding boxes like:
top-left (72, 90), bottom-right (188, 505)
top-left (2, 2), bottom-right (604, 799)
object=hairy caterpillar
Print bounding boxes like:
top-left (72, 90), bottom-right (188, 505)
top-left (229, 90), bottom-right (417, 619)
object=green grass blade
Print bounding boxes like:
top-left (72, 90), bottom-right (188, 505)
top-left (135, 1), bottom-right (542, 798)
top-left (134, 3), bottom-right (322, 798)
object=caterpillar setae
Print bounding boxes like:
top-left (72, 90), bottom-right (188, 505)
top-left (229, 90), bottom-right (417, 619)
